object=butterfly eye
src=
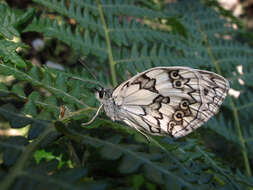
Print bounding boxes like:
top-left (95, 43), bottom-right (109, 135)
top-left (180, 100), bottom-right (189, 110)
top-left (98, 89), bottom-right (104, 98)
top-left (95, 87), bottom-right (105, 99)
top-left (173, 110), bottom-right (184, 121)
top-left (170, 70), bottom-right (180, 79)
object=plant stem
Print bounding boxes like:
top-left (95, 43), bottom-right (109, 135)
top-left (229, 97), bottom-right (252, 177)
top-left (96, 0), bottom-right (117, 87)
top-left (195, 17), bottom-right (252, 177)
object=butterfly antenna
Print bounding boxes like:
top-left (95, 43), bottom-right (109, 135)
top-left (79, 59), bottom-right (99, 81)
top-left (82, 104), bottom-right (104, 126)
top-left (68, 59), bottom-right (103, 88)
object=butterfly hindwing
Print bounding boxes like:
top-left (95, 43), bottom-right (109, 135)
top-left (112, 67), bottom-right (229, 138)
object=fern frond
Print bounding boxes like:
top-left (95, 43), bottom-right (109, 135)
top-left (1, 0), bottom-right (253, 189)
top-left (0, 4), bottom-right (20, 39)
top-left (0, 40), bottom-right (26, 68)
top-left (71, 0), bottom-right (166, 18)
top-left (0, 4), bottom-right (34, 39)
top-left (0, 62), bottom-right (99, 120)
top-left (25, 17), bottom-right (108, 61)
top-left (56, 122), bottom-right (242, 189)
top-left (33, 0), bottom-right (104, 34)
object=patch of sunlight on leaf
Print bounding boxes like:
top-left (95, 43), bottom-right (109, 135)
top-left (0, 124), bottom-right (29, 137)
top-left (34, 149), bottom-right (73, 169)
top-left (0, 75), bottom-right (15, 84)
top-left (9, 36), bottom-right (21, 43)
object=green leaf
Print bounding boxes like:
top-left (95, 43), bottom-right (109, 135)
top-left (11, 84), bottom-right (26, 97)
top-left (14, 8), bottom-right (35, 31)
top-left (99, 136), bottom-right (123, 160)
top-left (0, 104), bottom-right (33, 128)
top-left (0, 0), bottom-right (253, 189)
top-left (34, 149), bottom-right (56, 163)
top-left (143, 164), bottom-right (163, 185)
top-left (0, 4), bottom-right (20, 39)
top-left (3, 136), bottom-right (28, 166)
top-left (55, 73), bottom-right (67, 92)
top-left (53, 168), bottom-right (88, 183)
top-left (0, 40), bottom-right (26, 68)
top-left (23, 91), bottom-right (41, 117)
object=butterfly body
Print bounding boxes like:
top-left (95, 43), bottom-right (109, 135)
top-left (95, 67), bottom-right (229, 138)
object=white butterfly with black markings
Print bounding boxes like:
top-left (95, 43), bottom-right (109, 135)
top-left (83, 66), bottom-right (229, 140)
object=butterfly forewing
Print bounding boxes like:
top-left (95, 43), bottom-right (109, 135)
top-left (111, 67), bottom-right (229, 138)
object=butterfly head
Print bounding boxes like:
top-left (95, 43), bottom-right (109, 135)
top-left (94, 87), bottom-right (112, 104)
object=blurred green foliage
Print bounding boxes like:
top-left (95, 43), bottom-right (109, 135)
top-left (0, 0), bottom-right (253, 189)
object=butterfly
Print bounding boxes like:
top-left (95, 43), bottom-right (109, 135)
top-left (83, 66), bottom-right (229, 140)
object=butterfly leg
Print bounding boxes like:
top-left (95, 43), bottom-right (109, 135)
top-left (123, 117), bottom-right (151, 142)
top-left (82, 104), bottom-right (104, 126)
top-left (132, 125), bottom-right (151, 142)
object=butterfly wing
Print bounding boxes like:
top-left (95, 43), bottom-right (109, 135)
top-left (112, 67), bottom-right (229, 138)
